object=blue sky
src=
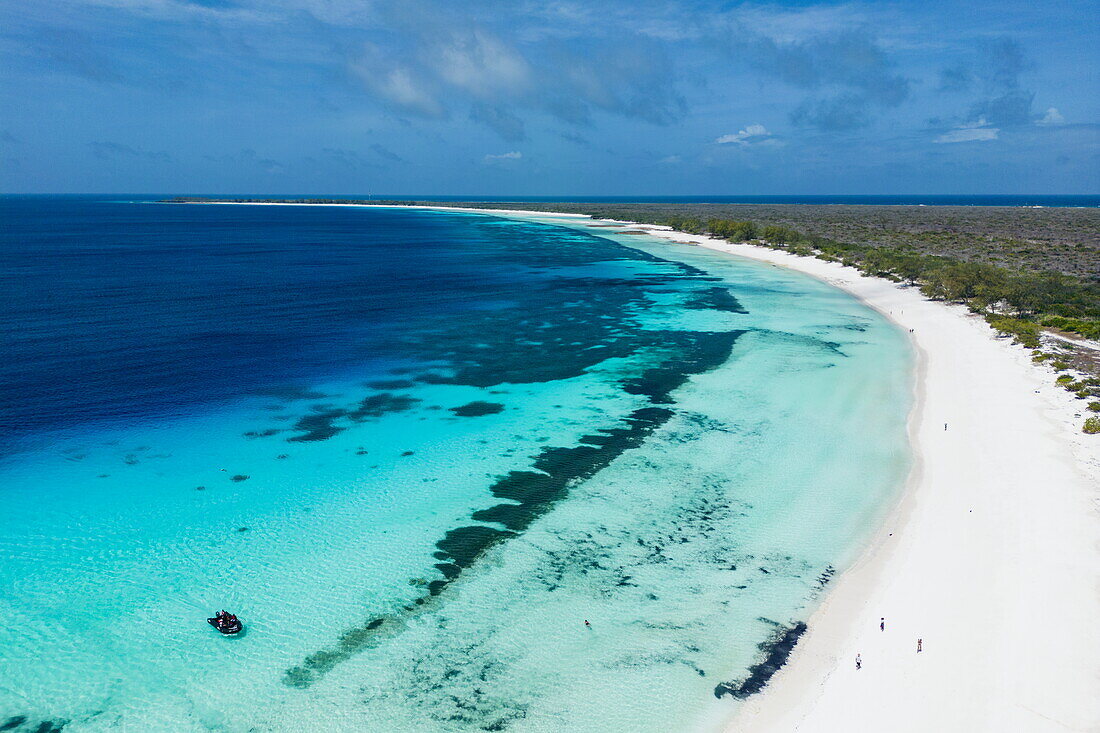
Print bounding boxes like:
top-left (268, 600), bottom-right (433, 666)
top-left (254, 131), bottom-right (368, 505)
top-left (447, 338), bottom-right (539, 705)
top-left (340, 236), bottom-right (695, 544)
top-left (1, 0), bottom-right (1097, 194)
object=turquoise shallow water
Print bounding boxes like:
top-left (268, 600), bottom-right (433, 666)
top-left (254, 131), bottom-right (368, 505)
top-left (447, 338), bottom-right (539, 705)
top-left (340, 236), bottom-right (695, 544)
top-left (0, 205), bottom-right (911, 732)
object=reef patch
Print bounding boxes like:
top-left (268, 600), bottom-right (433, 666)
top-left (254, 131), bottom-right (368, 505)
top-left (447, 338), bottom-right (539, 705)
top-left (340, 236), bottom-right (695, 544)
top-left (284, 330), bottom-right (742, 689)
top-left (450, 401), bottom-right (505, 417)
top-left (714, 621), bottom-right (807, 700)
top-left (285, 393), bottom-right (420, 442)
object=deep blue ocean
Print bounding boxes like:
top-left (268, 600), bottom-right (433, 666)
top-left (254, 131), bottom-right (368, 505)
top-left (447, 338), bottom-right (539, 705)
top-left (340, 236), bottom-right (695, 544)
top-left (0, 198), bottom-right (912, 732)
top-left (0, 197), bottom-right (585, 449)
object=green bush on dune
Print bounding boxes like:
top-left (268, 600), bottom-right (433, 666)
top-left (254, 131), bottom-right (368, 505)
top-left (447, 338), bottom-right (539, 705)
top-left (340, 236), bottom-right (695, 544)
top-left (1041, 315), bottom-right (1100, 341)
top-left (1084, 417), bottom-right (1100, 434)
top-left (986, 316), bottom-right (1043, 349)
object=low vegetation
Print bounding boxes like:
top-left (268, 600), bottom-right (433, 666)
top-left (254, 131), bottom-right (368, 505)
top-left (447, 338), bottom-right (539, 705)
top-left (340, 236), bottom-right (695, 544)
top-left (1084, 417), bottom-right (1100, 434)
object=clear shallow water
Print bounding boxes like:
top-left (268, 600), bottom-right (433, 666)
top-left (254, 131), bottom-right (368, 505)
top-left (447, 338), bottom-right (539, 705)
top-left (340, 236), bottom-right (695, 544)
top-left (0, 201), bottom-right (911, 732)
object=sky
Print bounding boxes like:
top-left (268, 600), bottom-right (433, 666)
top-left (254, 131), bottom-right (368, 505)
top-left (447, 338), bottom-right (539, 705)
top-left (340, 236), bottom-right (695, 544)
top-left (1, 0), bottom-right (1098, 195)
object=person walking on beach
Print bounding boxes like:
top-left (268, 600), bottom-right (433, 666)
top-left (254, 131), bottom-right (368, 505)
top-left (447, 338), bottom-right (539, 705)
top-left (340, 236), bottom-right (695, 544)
top-left (584, 620), bottom-right (591, 628)
top-left (917, 638), bottom-right (922, 653)
top-left (855, 654), bottom-right (862, 670)
top-left (880, 617), bottom-right (885, 631)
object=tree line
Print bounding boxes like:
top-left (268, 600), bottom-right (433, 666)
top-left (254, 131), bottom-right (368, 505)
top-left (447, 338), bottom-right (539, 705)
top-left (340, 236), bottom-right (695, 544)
top-left (590, 213), bottom-right (1100, 343)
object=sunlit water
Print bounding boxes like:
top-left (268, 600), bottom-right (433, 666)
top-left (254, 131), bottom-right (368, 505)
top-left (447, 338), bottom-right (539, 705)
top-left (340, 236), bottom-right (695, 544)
top-left (0, 199), bottom-right (911, 732)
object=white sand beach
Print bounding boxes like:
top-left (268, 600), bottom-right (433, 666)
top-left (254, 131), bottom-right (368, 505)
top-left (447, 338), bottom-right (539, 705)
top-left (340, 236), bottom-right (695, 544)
top-left (636, 227), bottom-right (1100, 733)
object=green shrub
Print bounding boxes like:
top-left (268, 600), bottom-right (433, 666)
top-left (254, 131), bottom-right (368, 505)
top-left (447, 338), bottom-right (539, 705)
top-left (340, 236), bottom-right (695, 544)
top-left (1041, 315), bottom-right (1100, 341)
top-left (707, 219), bottom-right (758, 242)
top-left (985, 315), bottom-right (1041, 349)
top-left (1088, 402), bottom-right (1100, 412)
top-left (761, 225), bottom-right (800, 245)
top-left (1051, 361), bottom-right (1070, 371)
top-left (1056, 375), bottom-right (1074, 384)
top-left (1084, 417), bottom-right (1100, 434)
top-left (1032, 352), bottom-right (1051, 363)
top-left (1077, 389), bottom-right (1092, 399)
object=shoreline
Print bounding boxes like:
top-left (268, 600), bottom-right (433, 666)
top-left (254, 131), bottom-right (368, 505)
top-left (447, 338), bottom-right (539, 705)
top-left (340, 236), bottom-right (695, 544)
top-left (649, 230), bottom-right (1100, 731)
top-left (175, 201), bottom-right (1100, 730)
top-left (594, 221), bottom-right (1099, 732)
top-left (430, 207), bottom-right (1100, 731)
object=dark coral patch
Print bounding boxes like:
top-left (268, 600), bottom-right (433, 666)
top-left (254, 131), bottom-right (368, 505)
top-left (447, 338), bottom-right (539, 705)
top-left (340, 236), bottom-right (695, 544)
top-left (348, 393), bottom-right (420, 420)
top-left (0, 718), bottom-right (65, 733)
top-left (287, 407), bottom-right (347, 442)
top-left (285, 393), bottom-right (420, 442)
top-left (714, 621), bottom-right (807, 700)
top-left (284, 616), bottom-right (389, 688)
top-left (449, 401), bottom-right (505, 417)
top-left (230, 474), bottom-right (249, 482)
top-left (435, 525), bottom-right (515, 569)
top-left (683, 286), bottom-right (747, 313)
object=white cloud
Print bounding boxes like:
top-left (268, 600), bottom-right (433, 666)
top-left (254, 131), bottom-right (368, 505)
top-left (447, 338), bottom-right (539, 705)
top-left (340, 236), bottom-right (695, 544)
top-left (659, 155), bottom-right (682, 164)
top-left (483, 151), bottom-right (522, 162)
top-left (715, 124), bottom-right (770, 145)
top-left (1037, 107), bottom-right (1064, 126)
top-left (734, 4), bottom-right (873, 45)
top-left (351, 61), bottom-right (446, 118)
top-left (435, 29), bottom-right (532, 98)
top-left (934, 117), bottom-right (999, 144)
